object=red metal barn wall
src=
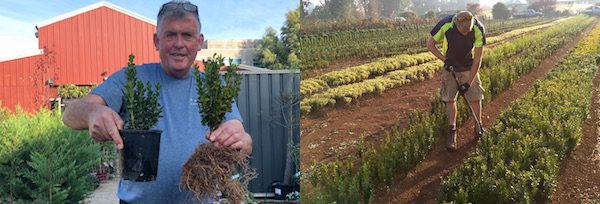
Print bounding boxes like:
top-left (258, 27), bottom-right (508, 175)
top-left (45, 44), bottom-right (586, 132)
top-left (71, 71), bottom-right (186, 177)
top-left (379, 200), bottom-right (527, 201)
top-left (0, 5), bottom-right (160, 112)
top-left (37, 6), bottom-right (159, 85)
top-left (0, 55), bottom-right (40, 112)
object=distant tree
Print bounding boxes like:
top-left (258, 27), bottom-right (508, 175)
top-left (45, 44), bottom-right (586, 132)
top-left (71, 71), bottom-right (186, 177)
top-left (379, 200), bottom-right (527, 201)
top-left (256, 7), bottom-right (301, 70)
top-left (368, 0), bottom-right (381, 18)
top-left (529, 0), bottom-right (559, 17)
top-left (424, 10), bottom-right (436, 19)
top-left (356, 0), bottom-right (380, 19)
top-left (282, 7), bottom-right (300, 53)
top-left (467, 3), bottom-right (482, 15)
top-left (301, 0), bottom-right (310, 18)
top-left (527, 0), bottom-right (557, 11)
top-left (381, 0), bottom-right (401, 18)
top-left (310, 0), bottom-right (358, 20)
top-left (492, 2), bottom-right (511, 19)
top-left (329, 0), bottom-right (357, 19)
top-left (401, 11), bottom-right (419, 21)
top-left (256, 27), bottom-right (284, 69)
top-left (281, 7), bottom-right (301, 70)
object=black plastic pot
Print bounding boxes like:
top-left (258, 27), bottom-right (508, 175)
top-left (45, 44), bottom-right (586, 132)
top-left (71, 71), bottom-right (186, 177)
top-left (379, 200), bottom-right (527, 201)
top-left (119, 129), bottom-right (162, 182)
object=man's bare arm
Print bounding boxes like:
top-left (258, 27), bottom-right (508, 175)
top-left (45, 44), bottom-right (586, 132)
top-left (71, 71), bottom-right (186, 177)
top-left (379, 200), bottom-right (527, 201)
top-left (63, 94), bottom-right (124, 149)
top-left (469, 47), bottom-right (484, 85)
top-left (427, 36), bottom-right (445, 61)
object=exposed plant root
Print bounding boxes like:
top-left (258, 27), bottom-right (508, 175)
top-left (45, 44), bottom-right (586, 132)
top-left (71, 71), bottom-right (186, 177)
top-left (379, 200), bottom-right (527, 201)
top-left (180, 143), bottom-right (257, 203)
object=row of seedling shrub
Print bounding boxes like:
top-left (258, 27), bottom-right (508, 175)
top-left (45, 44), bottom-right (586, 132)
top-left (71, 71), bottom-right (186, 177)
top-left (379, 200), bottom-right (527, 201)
top-left (300, 17), bottom-right (552, 69)
top-left (439, 52), bottom-right (600, 204)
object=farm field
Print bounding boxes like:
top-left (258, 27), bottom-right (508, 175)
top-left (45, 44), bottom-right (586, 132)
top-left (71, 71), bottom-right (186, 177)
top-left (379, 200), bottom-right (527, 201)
top-left (301, 14), bottom-right (600, 203)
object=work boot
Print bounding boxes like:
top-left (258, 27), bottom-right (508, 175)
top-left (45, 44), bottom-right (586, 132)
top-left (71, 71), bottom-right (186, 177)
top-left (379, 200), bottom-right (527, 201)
top-left (446, 125), bottom-right (457, 151)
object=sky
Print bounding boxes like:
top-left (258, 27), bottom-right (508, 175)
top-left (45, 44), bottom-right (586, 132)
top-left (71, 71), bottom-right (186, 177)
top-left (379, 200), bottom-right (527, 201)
top-left (0, 0), bottom-right (299, 60)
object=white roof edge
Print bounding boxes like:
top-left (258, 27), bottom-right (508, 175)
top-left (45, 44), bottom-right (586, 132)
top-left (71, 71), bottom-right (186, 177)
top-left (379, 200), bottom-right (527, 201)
top-left (0, 49), bottom-right (44, 63)
top-left (238, 64), bottom-right (271, 72)
top-left (36, 1), bottom-right (156, 28)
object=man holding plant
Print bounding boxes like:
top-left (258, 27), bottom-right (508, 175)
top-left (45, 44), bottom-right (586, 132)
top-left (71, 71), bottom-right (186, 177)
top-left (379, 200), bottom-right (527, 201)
top-left (426, 11), bottom-right (486, 151)
top-left (62, 0), bottom-right (252, 203)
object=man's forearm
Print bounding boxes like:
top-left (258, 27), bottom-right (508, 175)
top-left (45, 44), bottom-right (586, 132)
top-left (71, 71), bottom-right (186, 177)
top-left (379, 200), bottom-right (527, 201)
top-left (431, 48), bottom-right (445, 61)
top-left (469, 47), bottom-right (484, 84)
top-left (469, 59), bottom-right (482, 84)
top-left (427, 37), bottom-right (445, 61)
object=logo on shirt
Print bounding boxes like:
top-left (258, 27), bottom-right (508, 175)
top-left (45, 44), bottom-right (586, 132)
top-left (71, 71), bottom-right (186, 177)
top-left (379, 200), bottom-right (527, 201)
top-left (190, 98), bottom-right (199, 106)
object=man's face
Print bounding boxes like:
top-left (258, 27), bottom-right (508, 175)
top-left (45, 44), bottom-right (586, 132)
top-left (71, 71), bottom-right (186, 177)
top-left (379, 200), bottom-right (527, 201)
top-left (154, 14), bottom-right (203, 78)
top-left (456, 22), bottom-right (472, 35)
top-left (454, 14), bottom-right (473, 35)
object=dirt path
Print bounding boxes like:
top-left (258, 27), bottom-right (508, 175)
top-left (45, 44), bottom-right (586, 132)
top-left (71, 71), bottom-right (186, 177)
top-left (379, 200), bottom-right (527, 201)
top-left (300, 74), bottom-right (440, 168)
top-left (85, 178), bottom-right (119, 203)
top-left (373, 21), bottom-right (594, 204)
top-left (551, 66), bottom-right (600, 204)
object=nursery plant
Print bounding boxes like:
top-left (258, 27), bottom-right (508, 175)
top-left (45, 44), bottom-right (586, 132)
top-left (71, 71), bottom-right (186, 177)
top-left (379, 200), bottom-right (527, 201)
top-left (180, 54), bottom-right (256, 203)
top-left (123, 54), bottom-right (162, 130)
top-left (119, 54), bottom-right (163, 182)
top-left (0, 109), bottom-right (100, 203)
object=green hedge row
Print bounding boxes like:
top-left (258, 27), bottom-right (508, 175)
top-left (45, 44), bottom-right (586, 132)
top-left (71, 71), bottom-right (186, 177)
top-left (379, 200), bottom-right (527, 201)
top-left (300, 18), bottom-right (552, 69)
top-left (0, 109), bottom-right (101, 203)
top-left (439, 18), bottom-right (600, 204)
top-left (301, 60), bottom-right (442, 114)
top-left (300, 52), bottom-right (436, 97)
top-left (438, 53), bottom-right (599, 203)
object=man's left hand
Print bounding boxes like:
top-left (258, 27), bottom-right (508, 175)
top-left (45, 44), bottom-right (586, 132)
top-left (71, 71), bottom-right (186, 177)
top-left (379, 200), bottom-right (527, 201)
top-left (458, 83), bottom-right (470, 95)
top-left (206, 119), bottom-right (252, 156)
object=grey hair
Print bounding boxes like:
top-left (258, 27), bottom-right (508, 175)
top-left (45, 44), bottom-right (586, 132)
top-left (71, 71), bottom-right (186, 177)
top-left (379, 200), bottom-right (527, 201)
top-left (156, 0), bottom-right (202, 36)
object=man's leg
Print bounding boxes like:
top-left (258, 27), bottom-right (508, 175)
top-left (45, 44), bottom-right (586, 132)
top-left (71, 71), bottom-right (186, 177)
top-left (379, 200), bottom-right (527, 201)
top-left (446, 101), bottom-right (457, 126)
top-left (446, 101), bottom-right (457, 151)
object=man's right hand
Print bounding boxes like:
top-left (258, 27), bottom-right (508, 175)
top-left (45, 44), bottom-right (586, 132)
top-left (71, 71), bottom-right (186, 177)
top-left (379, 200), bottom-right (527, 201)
top-left (87, 105), bottom-right (124, 149)
top-left (63, 94), bottom-right (124, 150)
top-left (444, 58), bottom-right (455, 72)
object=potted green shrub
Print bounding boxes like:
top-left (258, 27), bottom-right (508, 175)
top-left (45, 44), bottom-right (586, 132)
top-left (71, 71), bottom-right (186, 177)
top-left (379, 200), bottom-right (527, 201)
top-left (180, 54), bottom-right (256, 203)
top-left (119, 54), bottom-right (163, 182)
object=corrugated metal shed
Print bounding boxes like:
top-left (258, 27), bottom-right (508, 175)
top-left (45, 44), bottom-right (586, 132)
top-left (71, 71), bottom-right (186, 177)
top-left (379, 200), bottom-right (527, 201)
top-left (236, 69), bottom-right (301, 194)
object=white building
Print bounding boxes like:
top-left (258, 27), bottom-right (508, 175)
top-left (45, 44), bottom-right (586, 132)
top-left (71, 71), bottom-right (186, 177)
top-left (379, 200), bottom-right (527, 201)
top-left (197, 39), bottom-right (261, 66)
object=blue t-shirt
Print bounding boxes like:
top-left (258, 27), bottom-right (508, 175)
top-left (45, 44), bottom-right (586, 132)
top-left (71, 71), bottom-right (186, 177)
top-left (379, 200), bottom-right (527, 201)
top-left (91, 63), bottom-right (243, 203)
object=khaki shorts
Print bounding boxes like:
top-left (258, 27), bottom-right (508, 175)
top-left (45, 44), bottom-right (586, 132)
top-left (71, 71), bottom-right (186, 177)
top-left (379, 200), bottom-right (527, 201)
top-left (440, 70), bottom-right (484, 102)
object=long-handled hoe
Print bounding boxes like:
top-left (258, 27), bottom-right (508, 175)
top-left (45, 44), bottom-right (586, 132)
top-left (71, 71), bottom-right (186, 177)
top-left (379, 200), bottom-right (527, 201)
top-left (448, 66), bottom-right (484, 136)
